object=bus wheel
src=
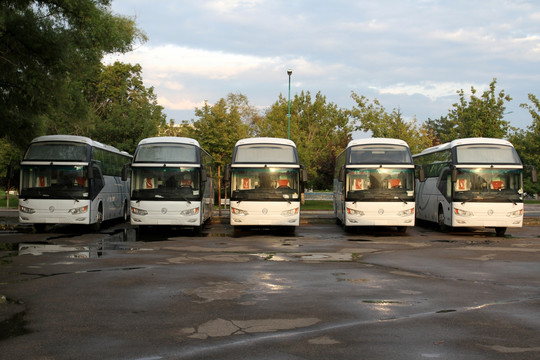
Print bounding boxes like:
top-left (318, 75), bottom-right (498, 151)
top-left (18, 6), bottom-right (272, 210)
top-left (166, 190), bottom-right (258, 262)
top-left (495, 227), bottom-right (507, 237)
top-left (122, 201), bottom-right (129, 222)
top-left (438, 207), bottom-right (448, 232)
top-left (396, 226), bottom-right (407, 234)
top-left (91, 205), bottom-right (103, 232)
top-left (34, 224), bottom-right (46, 233)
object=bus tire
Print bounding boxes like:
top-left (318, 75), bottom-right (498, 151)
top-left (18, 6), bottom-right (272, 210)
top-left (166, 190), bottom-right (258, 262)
top-left (34, 224), bottom-right (46, 233)
top-left (438, 206), bottom-right (448, 233)
top-left (91, 204), bottom-right (103, 232)
top-left (122, 201), bottom-right (129, 222)
top-left (495, 227), bottom-right (507, 237)
top-left (396, 226), bottom-right (407, 234)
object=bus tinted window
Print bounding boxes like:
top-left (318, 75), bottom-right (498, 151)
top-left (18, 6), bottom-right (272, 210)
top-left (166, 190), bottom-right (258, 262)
top-left (25, 142), bottom-right (88, 161)
top-left (349, 145), bottom-right (412, 164)
top-left (455, 145), bottom-right (521, 164)
top-left (134, 144), bottom-right (198, 163)
top-left (234, 145), bottom-right (297, 163)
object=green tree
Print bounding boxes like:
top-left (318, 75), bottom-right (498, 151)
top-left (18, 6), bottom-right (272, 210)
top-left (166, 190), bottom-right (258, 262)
top-left (425, 79), bottom-right (512, 143)
top-left (189, 95), bottom-right (252, 212)
top-left (508, 93), bottom-right (540, 196)
top-left (87, 62), bottom-right (166, 154)
top-left (349, 93), bottom-right (432, 154)
top-left (0, 0), bottom-right (144, 149)
top-left (261, 91), bottom-right (352, 190)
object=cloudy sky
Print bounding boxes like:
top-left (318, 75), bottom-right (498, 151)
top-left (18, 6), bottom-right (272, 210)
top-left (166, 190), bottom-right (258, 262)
top-left (106, 0), bottom-right (540, 138)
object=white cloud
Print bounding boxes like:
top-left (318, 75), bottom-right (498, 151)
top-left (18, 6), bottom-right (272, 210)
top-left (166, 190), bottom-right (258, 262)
top-left (157, 96), bottom-right (205, 111)
top-left (106, 44), bottom-right (283, 80)
top-left (205, 0), bottom-right (264, 13)
top-left (369, 82), bottom-right (487, 101)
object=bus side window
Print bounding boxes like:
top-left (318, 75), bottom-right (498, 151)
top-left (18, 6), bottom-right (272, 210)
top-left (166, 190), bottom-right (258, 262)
top-left (437, 171), bottom-right (451, 200)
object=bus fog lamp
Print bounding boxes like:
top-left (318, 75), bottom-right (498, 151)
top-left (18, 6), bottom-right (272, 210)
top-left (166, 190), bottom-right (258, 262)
top-left (19, 205), bottom-right (35, 214)
top-left (68, 205), bottom-right (88, 215)
top-left (181, 208), bottom-right (199, 216)
top-left (131, 207), bottom-right (148, 216)
top-left (281, 208), bottom-right (299, 217)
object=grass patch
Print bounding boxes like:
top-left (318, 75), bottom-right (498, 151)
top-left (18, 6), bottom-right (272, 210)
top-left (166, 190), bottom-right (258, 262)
top-left (0, 194), bottom-right (18, 209)
top-left (301, 200), bottom-right (333, 211)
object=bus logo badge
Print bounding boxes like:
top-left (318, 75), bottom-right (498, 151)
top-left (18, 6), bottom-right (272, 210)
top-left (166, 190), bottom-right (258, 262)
top-left (161, 208), bottom-right (167, 214)
top-left (49, 206), bottom-right (55, 213)
top-left (262, 208), bottom-right (268, 215)
top-left (488, 209), bottom-right (494, 216)
top-left (378, 209), bottom-right (384, 215)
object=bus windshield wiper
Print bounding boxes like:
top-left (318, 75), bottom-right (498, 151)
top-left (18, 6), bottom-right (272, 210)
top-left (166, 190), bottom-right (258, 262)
top-left (396, 195), bottom-right (408, 204)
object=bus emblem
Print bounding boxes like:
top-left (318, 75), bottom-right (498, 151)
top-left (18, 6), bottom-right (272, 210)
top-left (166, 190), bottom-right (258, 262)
top-left (378, 209), bottom-right (384, 215)
top-left (488, 209), bottom-right (494, 216)
top-left (49, 206), bottom-right (55, 213)
top-left (262, 208), bottom-right (268, 215)
top-left (161, 208), bottom-right (167, 214)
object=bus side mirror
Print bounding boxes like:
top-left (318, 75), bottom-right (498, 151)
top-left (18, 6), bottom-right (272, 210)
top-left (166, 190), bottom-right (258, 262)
top-left (451, 167), bottom-right (458, 183)
top-left (531, 166), bottom-right (538, 183)
top-left (87, 162), bottom-right (94, 180)
top-left (417, 165), bottom-right (425, 182)
top-left (201, 167), bottom-right (207, 182)
top-left (338, 166), bottom-right (345, 183)
top-left (224, 164), bottom-right (231, 183)
top-left (121, 163), bottom-right (130, 181)
top-left (301, 165), bottom-right (308, 183)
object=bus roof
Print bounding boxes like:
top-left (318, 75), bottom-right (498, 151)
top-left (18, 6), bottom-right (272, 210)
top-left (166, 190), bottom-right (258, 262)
top-left (29, 135), bottom-right (127, 156)
top-left (137, 137), bottom-right (201, 147)
top-left (346, 138), bottom-right (409, 149)
top-left (234, 137), bottom-right (297, 148)
top-left (414, 137), bottom-right (514, 157)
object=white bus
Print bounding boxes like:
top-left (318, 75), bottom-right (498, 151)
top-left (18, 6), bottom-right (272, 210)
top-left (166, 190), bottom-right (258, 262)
top-left (333, 138), bottom-right (417, 232)
top-left (18, 135), bottom-right (132, 231)
top-left (413, 137), bottom-right (537, 236)
top-left (129, 137), bottom-right (214, 229)
top-left (225, 137), bottom-right (307, 231)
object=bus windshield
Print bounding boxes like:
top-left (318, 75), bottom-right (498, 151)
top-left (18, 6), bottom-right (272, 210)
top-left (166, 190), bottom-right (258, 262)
top-left (131, 167), bottom-right (201, 201)
top-left (230, 167), bottom-right (300, 201)
top-left (452, 168), bottom-right (523, 203)
top-left (346, 168), bottom-right (415, 202)
top-left (20, 165), bottom-right (89, 199)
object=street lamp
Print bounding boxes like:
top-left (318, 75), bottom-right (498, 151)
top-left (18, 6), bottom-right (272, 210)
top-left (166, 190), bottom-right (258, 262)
top-left (287, 69), bottom-right (292, 139)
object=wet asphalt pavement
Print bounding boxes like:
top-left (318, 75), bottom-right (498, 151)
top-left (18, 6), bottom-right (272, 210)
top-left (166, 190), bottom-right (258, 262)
top-left (1, 210), bottom-right (540, 360)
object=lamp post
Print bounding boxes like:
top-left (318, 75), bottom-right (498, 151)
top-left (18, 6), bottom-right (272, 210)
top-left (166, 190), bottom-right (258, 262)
top-left (287, 69), bottom-right (292, 139)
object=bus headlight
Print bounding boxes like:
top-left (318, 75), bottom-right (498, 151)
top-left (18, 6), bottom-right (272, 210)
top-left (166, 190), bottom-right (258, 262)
top-left (506, 209), bottom-right (523, 218)
top-left (281, 208), bottom-right (299, 217)
top-left (19, 205), bottom-right (35, 214)
top-left (131, 207), bottom-right (148, 216)
top-left (397, 208), bottom-right (414, 217)
top-left (347, 208), bottom-right (365, 216)
top-left (68, 205), bottom-right (88, 215)
top-left (180, 207), bottom-right (199, 216)
top-left (454, 208), bottom-right (473, 217)
top-left (231, 207), bottom-right (248, 216)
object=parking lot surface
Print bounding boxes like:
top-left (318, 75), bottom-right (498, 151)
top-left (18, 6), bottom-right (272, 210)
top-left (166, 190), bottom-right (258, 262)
top-left (1, 212), bottom-right (540, 360)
